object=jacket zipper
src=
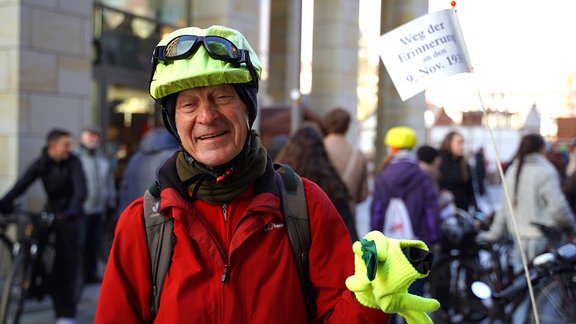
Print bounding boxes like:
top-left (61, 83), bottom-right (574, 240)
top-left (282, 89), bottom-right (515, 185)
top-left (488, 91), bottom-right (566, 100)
top-left (222, 203), bottom-right (229, 285)
top-left (222, 263), bottom-right (229, 284)
top-left (222, 204), bottom-right (228, 222)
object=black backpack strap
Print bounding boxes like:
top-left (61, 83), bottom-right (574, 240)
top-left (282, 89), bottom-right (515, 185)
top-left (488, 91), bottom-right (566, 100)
top-left (274, 163), bottom-right (313, 316)
top-left (143, 181), bottom-right (174, 321)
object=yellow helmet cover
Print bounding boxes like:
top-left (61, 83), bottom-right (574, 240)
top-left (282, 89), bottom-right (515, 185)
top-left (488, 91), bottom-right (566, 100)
top-left (150, 25), bottom-right (262, 100)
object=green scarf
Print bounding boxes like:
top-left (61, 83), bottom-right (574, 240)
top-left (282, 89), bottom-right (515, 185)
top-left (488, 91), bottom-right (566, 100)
top-left (176, 131), bottom-right (268, 205)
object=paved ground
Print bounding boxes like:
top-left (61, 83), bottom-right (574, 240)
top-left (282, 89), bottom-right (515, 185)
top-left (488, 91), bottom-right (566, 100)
top-left (20, 283), bottom-right (99, 324)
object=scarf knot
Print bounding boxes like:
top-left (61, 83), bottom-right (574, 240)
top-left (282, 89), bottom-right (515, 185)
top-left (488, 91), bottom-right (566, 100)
top-left (176, 131), bottom-right (267, 204)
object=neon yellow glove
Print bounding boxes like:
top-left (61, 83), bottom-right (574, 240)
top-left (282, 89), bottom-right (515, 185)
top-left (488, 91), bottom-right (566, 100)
top-left (345, 231), bottom-right (440, 324)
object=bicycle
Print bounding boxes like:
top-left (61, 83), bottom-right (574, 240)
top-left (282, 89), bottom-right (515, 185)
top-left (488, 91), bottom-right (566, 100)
top-left (465, 240), bottom-right (576, 323)
top-left (426, 208), bottom-right (493, 323)
top-left (526, 242), bottom-right (576, 322)
top-left (0, 207), bottom-right (59, 324)
top-left (470, 223), bottom-right (576, 324)
top-left (427, 209), bottom-right (576, 323)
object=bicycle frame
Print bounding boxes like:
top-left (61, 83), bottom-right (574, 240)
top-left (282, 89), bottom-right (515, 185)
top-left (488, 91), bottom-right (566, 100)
top-left (475, 242), bottom-right (576, 323)
top-left (0, 217), bottom-right (16, 305)
top-left (528, 244), bottom-right (576, 323)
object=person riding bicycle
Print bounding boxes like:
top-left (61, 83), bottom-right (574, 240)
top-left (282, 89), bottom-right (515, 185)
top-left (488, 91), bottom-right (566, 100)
top-left (0, 128), bottom-right (87, 324)
top-left (95, 25), bottom-right (439, 323)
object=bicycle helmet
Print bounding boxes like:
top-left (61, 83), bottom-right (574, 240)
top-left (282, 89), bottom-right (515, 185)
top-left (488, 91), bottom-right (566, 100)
top-left (149, 25), bottom-right (263, 138)
top-left (440, 209), bottom-right (476, 251)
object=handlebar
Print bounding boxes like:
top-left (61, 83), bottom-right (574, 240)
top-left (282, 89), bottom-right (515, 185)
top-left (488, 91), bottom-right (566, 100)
top-left (1, 207), bottom-right (56, 229)
top-left (530, 222), bottom-right (571, 249)
top-left (530, 222), bottom-right (565, 238)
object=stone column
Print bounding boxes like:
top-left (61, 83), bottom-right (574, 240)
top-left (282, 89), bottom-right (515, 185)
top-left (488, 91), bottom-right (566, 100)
top-left (308, 0), bottom-right (360, 126)
top-left (0, 0), bottom-right (93, 209)
top-left (192, 0), bottom-right (260, 46)
top-left (267, 0), bottom-right (301, 105)
top-left (374, 0), bottom-right (428, 167)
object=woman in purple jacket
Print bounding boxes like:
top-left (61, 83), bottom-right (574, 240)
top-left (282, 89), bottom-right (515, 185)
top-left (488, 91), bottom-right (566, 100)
top-left (371, 127), bottom-right (440, 246)
top-left (370, 126), bottom-right (440, 300)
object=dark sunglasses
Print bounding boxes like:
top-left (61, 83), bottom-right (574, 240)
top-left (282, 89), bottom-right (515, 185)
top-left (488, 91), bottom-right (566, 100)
top-left (150, 35), bottom-right (259, 89)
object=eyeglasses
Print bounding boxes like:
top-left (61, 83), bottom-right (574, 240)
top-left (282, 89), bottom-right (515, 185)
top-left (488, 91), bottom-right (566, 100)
top-left (150, 35), bottom-right (258, 89)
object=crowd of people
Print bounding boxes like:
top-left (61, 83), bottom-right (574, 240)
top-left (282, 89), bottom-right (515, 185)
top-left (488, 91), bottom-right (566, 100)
top-left (1, 23), bottom-right (576, 324)
top-left (269, 122), bottom-right (576, 323)
top-left (0, 124), bottom-right (178, 323)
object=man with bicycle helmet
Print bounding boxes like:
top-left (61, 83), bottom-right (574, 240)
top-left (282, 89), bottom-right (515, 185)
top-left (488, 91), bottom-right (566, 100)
top-left (95, 25), bottom-right (437, 323)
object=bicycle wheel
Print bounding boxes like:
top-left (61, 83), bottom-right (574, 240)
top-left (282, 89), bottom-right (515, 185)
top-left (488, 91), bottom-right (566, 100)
top-left (527, 273), bottom-right (576, 323)
top-left (0, 236), bottom-right (14, 300)
top-left (0, 254), bottom-right (31, 324)
top-left (427, 256), bottom-right (494, 323)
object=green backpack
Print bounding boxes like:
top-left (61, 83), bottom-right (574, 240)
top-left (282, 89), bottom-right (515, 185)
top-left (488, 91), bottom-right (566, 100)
top-left (143, 164), bottom-right (312, 320)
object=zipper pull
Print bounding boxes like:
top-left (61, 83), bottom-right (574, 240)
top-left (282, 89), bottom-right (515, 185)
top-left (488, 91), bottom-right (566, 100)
top-left (222, 204), bottom-right (228, 222)
top-left (222, 264), bottom-right (229, 284)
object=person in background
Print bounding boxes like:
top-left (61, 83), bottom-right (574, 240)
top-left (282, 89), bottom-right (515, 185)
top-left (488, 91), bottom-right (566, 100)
top-left (275, 124), bottom-right (359, 242)
top-left (438, 131), bottom-right (477, 213)
top-left (473, 147), bottom-right (487, 196)
top-left (563, 169), bottom-right (576, 216)
top-left (545, 141), bottom-right (567, 183)
top-left (416, 145), bottom-right (441, 188)
top-left (77, 127), bottom-right (117, 284)
top-left (478, 133), bottom-right (576, 259)
top-left (0, 128), bottom-right (87, 324)
top-left (371, 127), bottom-right (440, 251)
top-left (118, 127), bottom-right (179, 212)
top-left (563, 138), bottom-right (576, 216)
top-left (564, 137), bottom-right (576, 179)
top-left (417, 145), bottom-right (453, 216)
top-left (265, 134), bottom-right (289, 161)
top-left (477, 133), bottom-right (576, 323)
top-left (371, 127), bottom-right (440, 306)
top-left (95, 25), bottom-right (437, 323)
top-left (321, 107), bottom-right (369, 217)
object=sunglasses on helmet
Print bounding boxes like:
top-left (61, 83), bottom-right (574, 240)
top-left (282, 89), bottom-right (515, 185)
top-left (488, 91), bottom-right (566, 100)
top-left (149, 35), bottom-right (259, 89)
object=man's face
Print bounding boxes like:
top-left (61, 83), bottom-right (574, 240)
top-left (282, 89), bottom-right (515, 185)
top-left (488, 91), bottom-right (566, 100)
top-left (175, 84), bottom-right (250, 169)
top-left (48, 135), bottom-right (73, 162)
top-left (81, 131), bottom-right (101, 150)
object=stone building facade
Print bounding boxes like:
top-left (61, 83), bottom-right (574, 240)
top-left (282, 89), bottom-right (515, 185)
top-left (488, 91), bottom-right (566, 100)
top-left (0, 0), bottom-right (426, 209)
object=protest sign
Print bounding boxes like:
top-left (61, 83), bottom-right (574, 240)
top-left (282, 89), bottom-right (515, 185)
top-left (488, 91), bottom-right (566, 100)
top-left (379, 9), bottom-right (471, 101)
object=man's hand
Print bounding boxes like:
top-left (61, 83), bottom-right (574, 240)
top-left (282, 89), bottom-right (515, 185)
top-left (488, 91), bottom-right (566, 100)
top-left (346, 231), bottom-right (440, 324)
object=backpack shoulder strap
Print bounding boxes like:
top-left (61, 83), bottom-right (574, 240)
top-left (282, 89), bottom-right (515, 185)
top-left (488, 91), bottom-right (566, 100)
top-left (274, 163), bottom-right (313, 315)
top-left (143, 181), bottom-right (174, 320)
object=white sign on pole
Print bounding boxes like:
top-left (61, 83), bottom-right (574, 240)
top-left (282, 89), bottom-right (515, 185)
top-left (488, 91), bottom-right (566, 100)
top-left (379, 9), bottom-right (471, 101)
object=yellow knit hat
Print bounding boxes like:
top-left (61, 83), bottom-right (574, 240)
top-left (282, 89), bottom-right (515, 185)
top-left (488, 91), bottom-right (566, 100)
top-left (384, 126), bottom-right (417, 149)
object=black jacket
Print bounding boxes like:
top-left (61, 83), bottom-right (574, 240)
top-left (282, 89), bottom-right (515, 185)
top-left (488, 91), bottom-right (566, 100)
top-left (2, 148), bottom-right (87, 215)
top-left (439, 154), bottom-right (477, 211)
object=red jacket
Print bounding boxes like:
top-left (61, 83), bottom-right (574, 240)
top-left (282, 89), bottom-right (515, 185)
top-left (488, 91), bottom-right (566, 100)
top-left (95, 159), bottom-right (389, 323)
